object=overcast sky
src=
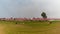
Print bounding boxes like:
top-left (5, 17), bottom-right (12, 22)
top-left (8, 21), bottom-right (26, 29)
top-left (0, 0), bottom-right (60, 18)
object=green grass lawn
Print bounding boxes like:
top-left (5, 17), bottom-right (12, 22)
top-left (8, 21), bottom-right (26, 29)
top-left (0, 20), bottom-right (58, 34)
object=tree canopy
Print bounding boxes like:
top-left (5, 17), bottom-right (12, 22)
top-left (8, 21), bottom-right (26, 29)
top-left (41, 12), bottom-right (47, 19)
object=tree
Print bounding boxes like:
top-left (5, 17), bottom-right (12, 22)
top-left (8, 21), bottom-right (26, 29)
top-left (41, 12), bottom-right (47, 19)
top-left (41, 12), bottom-right (52, 24)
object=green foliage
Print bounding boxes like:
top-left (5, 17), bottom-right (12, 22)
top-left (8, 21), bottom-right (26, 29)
top-left (41, 12), bottom-right (47, 19)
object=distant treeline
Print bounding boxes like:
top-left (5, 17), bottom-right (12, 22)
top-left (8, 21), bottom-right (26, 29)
top-left (0, 17), bottom-right (59, 21)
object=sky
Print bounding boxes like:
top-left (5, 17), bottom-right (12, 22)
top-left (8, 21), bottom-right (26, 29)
top-left (0, 0), bottom-right (60, 18)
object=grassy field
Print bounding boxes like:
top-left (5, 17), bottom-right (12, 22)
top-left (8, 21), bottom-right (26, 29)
top-left (0, 20), bottom-right (59, 34)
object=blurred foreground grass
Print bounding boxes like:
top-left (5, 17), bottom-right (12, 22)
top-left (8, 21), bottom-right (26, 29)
top-left (0, 20), bottom-right (58, 34)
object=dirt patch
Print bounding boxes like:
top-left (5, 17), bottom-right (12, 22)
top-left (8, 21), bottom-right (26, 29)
top-left (0, 25), bottom-right (6, 34)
